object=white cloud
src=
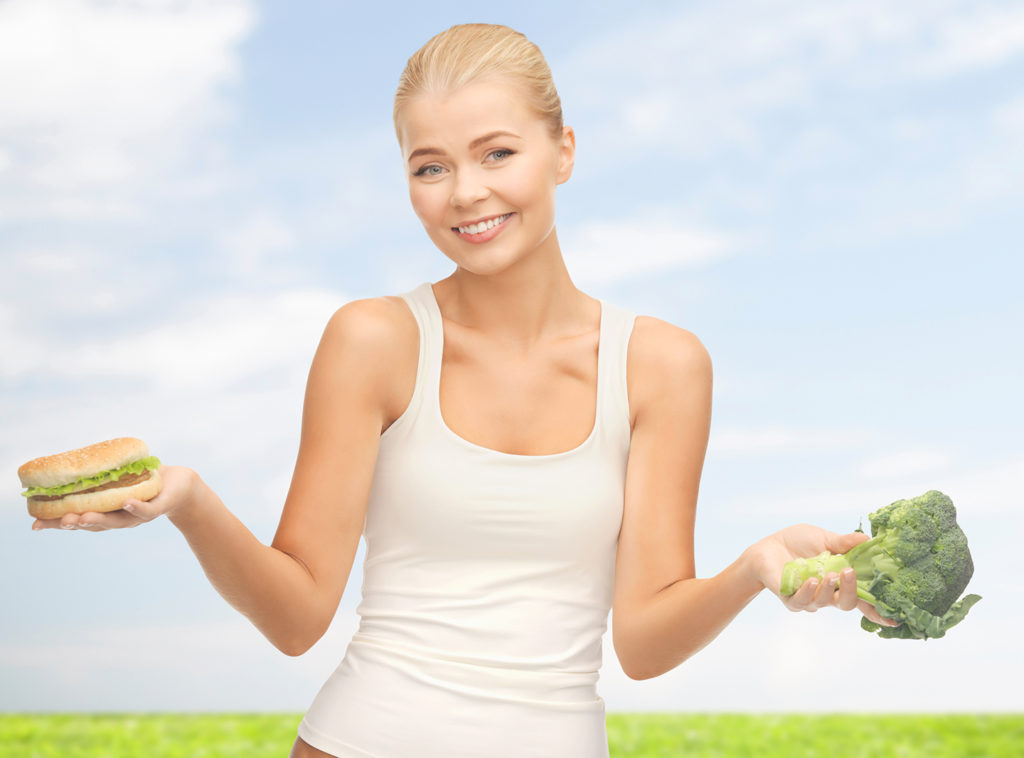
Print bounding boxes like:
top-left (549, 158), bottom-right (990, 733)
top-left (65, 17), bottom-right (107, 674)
top-left (0, 287), bottom-right (350, 389)
top-left (61, 289), bottom-right (348, 391)
top-left (0, 613), bottom-right (362, 710)
top-left (860, 448), bottom-right (952, 479)
top-left (557, 0), bottom-right (1024, 160)
top-left (912, 2), bottom-right (1024, 76)
top-left (721, 454), bottom-right (1024, 517)
top-left (562, 212), bottom-right (736, 287)
top-left (0, 0), bottom-right (257, 216)
top-left (709, 426), bottom-right (873, 455)
top-left (220, 209), bottom-right (299, 277)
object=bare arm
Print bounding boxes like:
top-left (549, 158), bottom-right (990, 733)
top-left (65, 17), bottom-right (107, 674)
top-left (611, 318), bottom-right (892, 681)
top-left (35, 298), bottom-right (403, 656)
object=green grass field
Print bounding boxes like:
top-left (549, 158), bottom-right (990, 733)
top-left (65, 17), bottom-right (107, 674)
top-left (1, 713), bottom-right (1021, 757)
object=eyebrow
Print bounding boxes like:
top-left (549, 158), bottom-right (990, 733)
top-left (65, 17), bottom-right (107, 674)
top-left (407, 130), bottom-right (522, 163)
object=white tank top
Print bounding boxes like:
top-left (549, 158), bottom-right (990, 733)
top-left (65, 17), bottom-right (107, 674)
top-left (298, 281), bottom-right (637, 758)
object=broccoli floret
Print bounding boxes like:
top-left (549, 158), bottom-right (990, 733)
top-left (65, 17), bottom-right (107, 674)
top-left (779, 490), bottom-right (981, 640)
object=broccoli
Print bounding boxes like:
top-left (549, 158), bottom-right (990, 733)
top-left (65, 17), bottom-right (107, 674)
top-left (779, 490), bottom-right (981, 639)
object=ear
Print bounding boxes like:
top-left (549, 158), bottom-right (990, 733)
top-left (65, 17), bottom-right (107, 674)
top-left (555, 125), bottom-right (575, 185)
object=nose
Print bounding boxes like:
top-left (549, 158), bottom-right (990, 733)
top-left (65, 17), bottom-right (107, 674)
top-left (449, 167), bottom-right (490, 209)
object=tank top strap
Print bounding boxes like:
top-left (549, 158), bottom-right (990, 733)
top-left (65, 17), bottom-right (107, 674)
top-left (384, 282), bottom-right (439, 441)
top-left (594, 298), bottom-right (637, 455)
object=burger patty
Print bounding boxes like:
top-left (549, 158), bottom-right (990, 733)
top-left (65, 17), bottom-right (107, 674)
top-left (28, 470), bottom-right (153, 502)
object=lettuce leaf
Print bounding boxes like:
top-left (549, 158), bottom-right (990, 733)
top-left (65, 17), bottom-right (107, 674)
top-left (22, 456), bottom-right (161, 498)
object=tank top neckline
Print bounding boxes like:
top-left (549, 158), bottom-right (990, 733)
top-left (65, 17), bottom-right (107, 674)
top-left (420, 281), bottom-right (607, 460)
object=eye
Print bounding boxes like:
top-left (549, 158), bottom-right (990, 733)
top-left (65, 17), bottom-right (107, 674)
top-left (413, 164), bottom-right (445, 177)
top-left (486, 148), bottom-right (516, 162)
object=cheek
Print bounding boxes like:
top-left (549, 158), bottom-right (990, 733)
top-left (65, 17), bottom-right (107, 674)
top-left (498, 165), bottom-right (547, 211)
top-left (408, 183), bottom-right (443, 223)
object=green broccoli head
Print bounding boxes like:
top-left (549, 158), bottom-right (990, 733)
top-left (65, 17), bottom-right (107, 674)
top-left (779, 490), bottom-right (981, 640)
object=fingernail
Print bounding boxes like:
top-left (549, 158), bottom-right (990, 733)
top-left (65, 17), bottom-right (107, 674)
top-left (61, 523), bottom-right (76, 530)
top-left (123, 503), bottom-right (136, 514)
top-left (31, 523), bottom-right (42, 531)
top-left (827, 574), bottom-right (839, 588)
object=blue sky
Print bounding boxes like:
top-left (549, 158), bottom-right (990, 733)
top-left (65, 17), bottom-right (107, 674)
top-left (1, 0), bottom-right (1021, 713)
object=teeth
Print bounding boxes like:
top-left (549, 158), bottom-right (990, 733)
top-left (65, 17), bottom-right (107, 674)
top-left (458, 214), bottom-right (509, 235)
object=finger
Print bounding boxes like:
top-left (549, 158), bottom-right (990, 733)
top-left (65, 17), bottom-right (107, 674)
top-left (836, 568), bottom-right (858, 611)
top-left (78, 509), bottom-right (146, 530)
top-left (120, 497), bottom-right (160, 522)
top-left (826, 530), bottom-right (870, 554)
top-left (857, 600), bottom-right (900, 627)
top-left (35, 503), bottom-right (150, 531)
top-left (813, 572), bottom-right (841, 609)
top-left (784, 577), bottom-right (821, 611)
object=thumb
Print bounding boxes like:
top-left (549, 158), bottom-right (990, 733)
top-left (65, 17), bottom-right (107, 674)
top-left (829, 530), bottom-right (870, 553)
top-left (121, 496), bottom-right (160, 522)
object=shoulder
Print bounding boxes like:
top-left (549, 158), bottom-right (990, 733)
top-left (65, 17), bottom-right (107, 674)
top-left (315, 294), bottom-right (418, 417)
top-left (313, 295), bottom-right (417, 387)
top-left (629, 315), bottom-right (710, 375)
top-left (322, 294), bottom-right (414, 344)
top-left (627, 315), bottom-right (712, 423)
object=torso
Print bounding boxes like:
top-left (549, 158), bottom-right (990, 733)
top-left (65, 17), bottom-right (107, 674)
top-left (377, 288), bottom-right (643, 456)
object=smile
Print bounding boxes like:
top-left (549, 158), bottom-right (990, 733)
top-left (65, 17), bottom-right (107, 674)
top-left (453, 213), bottom-right (512, 236)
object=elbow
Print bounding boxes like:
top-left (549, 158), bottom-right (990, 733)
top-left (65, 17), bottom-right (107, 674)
top-left (619, 652), bottom-right (674, 681)
top-left (620, 654), bottom-right (690, 681)
top-left (614, 632), bottom-right (665, 681)
top-left (270, 620), bottom-right (330, 657)
top-left (622, 664), bottom-right (658, 681)
top-left (615, 631), bottom-right (693, 681)
top-left (277, 637), bottom-right (314, 658)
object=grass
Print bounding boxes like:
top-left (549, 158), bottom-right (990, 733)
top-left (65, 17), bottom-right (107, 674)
top-left (0, 713), bottom-right (1021, 757)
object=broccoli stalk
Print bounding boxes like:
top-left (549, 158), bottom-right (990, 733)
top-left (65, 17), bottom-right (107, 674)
top-left (779, 490), bottom-right (981, 640)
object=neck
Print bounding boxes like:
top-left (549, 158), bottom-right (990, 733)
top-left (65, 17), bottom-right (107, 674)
top-left (433, 230), bottom-right (594, 350)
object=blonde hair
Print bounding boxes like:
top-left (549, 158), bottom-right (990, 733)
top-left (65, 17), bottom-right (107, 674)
top-left (394, 24), bottom-right (563, 141)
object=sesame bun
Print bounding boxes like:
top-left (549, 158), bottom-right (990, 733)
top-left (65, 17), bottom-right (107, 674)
top-left (19, 437), bottom-right (162, 519)
top-left (19, 437), bottom-right (150, 489)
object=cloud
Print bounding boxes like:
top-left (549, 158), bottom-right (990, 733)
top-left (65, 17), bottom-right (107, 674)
top-left (0, 612), bottom-right (362, 710)
top-left (0, 0), bottom-right (257, 218)
top-left (709, 426), bottom-right (873, 455)
top-left (719, 454), bottom-right (1024, 517)
top-left (562, 212), bottom-right (736, 287)
top-left (556, 0), bottom-right (1024, 160)
top-left (911, 2), bottom-right (1024, 76)
top-left (64, 289), bottom-right (348, 391)
top-left (219, 209), bottom-right (300, 280)
top-left (1, 286), bottom-right (350, 390)
top-left (859, 448), bottom-right (953, 480)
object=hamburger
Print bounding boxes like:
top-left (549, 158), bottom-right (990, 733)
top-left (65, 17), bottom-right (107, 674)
top-left (19, 437), bottom-right (162, 519)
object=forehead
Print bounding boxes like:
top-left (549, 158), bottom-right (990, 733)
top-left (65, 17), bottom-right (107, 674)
top-left (397, 77), bottom-right (544, 155)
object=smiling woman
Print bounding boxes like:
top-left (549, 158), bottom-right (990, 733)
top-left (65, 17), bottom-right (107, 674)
top-left (31, 21), bottom-right (893, 758)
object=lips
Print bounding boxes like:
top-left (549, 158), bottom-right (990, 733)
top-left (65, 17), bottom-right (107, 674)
top-left (451, 212), bottom-right (514, 243)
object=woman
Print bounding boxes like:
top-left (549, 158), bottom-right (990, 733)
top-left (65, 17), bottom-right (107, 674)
top-left (34, 24), bottom-right (895, 758)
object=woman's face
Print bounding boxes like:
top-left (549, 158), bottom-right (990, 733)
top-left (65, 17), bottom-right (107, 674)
top-left (397, 76), bottom-right (575, 277)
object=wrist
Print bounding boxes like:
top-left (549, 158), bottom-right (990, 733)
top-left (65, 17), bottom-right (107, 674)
top-left (738, 540), bottom-right (771, 594)
top-left (166, 467), bottom-right (204, 529)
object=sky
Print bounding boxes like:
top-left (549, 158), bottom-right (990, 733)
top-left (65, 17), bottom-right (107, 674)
top-left (1, 0), bottom-right (1022, 714)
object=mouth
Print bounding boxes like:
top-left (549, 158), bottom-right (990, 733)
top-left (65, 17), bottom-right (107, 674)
top-left (451, 212), bottom-right (513, 242)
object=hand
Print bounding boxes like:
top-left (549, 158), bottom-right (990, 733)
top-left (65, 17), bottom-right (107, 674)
top-left (749, 523), bottom-right (897, 628)
top-left (31, 465), bottom-right (198, 532)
